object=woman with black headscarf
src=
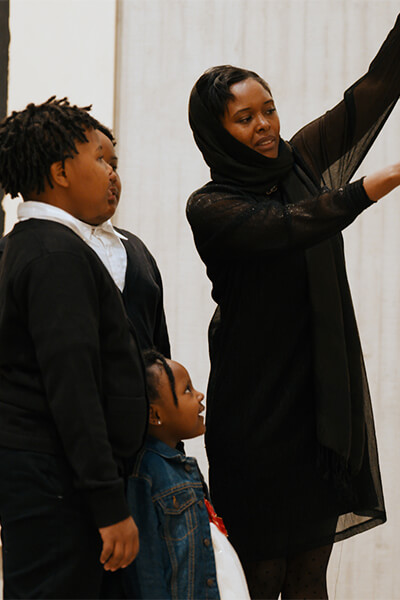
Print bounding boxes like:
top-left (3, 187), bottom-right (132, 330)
top-left (186, 15), bottom-right (400, 600)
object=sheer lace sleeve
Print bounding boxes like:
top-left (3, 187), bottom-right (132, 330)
top-left (186, 180), bottom-right (372, 262)
top-left (291, 14), bottom-right (400, 187)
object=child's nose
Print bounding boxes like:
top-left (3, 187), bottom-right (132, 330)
top-left (106, 162), bottom-right (115, 178)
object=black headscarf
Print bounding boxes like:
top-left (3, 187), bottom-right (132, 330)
top-left (189, 83), bottom-right (294, 194)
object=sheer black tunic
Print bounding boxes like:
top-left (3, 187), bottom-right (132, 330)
top-left (187, 16), bottom-right (400, 560)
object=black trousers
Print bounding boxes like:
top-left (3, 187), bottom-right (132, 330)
top-left (0, 447), bottom-right (123, 599)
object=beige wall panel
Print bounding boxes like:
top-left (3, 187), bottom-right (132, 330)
top-left (2, 0), bottom-right (117, 233)
top-left (114, 1), bottom-right (400, 598)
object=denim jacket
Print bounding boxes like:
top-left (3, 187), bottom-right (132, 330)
top-left (124, 436), bottom-right (220, 600)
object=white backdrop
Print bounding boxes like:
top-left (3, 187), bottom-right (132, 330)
top-left (113, 2), bottom-right (400, 599)
top-left (2, 0), bottom-right (117, 232)
top-left (2, 1), bottom-right (400, 598)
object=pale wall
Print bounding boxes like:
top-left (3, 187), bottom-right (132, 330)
top-left (114, 2), bottom-right (400, 599)
top-left (2, 1), bottom-right (400, 598)
top-left (2, 0), bottom-right (117, 231)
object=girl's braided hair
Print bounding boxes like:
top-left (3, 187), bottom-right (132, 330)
top-left (0, 96), bottom-right (102, 198)
top-left (143, 349), bottom-right (179, 406)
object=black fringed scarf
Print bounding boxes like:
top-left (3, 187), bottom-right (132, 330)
top-left (189, 84), bottom-right (367, 479)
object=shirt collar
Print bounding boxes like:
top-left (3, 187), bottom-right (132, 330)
top-left (17, 201), bottom-right (128, 241)
top-left (145, 436), bottom-right (188, 461)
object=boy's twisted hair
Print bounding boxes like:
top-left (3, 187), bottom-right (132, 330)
top-left (96, 121), bottom-right (115, 144)
top-left (143, 349), bottom-right (179, 406)
top-left (0, 96), bottom-right (101, 198)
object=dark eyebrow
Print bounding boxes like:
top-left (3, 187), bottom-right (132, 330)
top-left (232, 99), bottom-right (274, 118)
top-left (96, 145), bottom-right (103, 152)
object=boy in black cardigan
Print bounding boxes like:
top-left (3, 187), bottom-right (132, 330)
top-left (0, 98), bottom-right (148, 599)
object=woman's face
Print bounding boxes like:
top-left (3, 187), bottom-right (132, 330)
top-left (221, 77), bottom-right (280, 158)
top-left (97, 130), bottom-right (122, 202)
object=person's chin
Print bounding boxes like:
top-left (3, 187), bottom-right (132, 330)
top-left (257, 147), bottom-right (279, 159)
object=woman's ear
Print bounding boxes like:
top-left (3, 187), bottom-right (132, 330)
top-left (149, 404), bottom-right (161, 426)
top-left (49, 161), bottom-right (68, 188)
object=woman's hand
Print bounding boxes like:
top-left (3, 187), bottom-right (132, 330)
top-left (98, 515), bottom-right (139, 571)
top-left (363, 163), bottom-right (400, 202)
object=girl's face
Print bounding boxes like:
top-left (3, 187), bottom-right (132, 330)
top-left (220, 77), bottom-right (280, 158)
top-left (150, 360), bottom-right (205, 448)
top-left (97, 130), bottom-right (122, 203)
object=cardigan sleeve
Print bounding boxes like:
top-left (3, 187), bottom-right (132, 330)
top-left (148, 253), bottom-right (171, 358)
top-left (291, 13), bottom-right (400, 187)
top-left (187, 179), bottom-right (372, 262)
top-left (15, 250), bottom-right (130, 528)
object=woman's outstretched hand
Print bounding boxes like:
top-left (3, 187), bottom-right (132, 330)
top-left (363, 163), bottom-right (400, 202)
top-left (99, 515), bottom-right (139, 571)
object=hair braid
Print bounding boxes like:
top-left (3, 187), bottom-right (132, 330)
top-left (143, 349), bottom-right (179, 406)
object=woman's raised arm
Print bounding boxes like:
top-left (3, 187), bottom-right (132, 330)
top-left (291, 14), bottom-right (400, 188)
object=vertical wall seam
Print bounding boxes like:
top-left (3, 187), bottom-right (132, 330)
top-left (0, 0), bottom-right (10, 237)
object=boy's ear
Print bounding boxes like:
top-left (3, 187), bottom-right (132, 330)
top-left (149, 404), bottom-right (161, 426)
top-left (49, 161), bottom-right (69, 188)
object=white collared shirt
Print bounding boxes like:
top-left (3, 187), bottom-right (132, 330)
top-left (18, 201), bottom-right (128, 291)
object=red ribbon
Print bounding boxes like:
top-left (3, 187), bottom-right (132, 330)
top-left (204, 497), bottom-right (228, 537)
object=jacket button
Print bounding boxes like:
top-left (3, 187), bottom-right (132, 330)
top-left (207, 578), bottom-right (214, 588)
top-left (203, 538), bottom-right (210, 547)
top-left (184, 464), bottom-right (192, 473)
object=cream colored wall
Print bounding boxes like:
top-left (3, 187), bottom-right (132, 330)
top-left (2, 0), bottom-right (117, 232)
top-left (2, 1), bottom-right (400, 598)
top-left (113, 1), bottom-right (400, 599)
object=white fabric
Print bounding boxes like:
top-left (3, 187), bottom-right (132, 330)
top-left (17, 201), bottom-right (128, 291)
top-left (209, 522), bottom-right (250, 600)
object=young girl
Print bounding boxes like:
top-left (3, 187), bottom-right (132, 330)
top-left (124, 350), bottom-right (250, 600)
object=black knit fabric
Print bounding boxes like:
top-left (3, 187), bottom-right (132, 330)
top-left (116, 227), bottom-right (170, 358)
top-left (0, 220), bottom-right (148, 528)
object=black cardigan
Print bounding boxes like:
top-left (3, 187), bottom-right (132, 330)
top-left (116, 228), bottom-right (170, 357)
top-left (0, 220), bottom-right (148, 528)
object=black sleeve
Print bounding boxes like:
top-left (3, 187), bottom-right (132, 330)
top-left (147, 253), bottom-right (171, 359)
top-left (187, 179), bottom-right (372, 262)
top-left (15, 251), bottom-right (131, 527)
top-left (115, 228), bottom-right (171, 357)
top-left (291, 13), bottom-right (400, 187)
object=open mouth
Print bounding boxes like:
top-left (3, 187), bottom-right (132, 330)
top-left (108, 188), bottom-right (118, 202)
top-left (255, 136), bottom-right (275, 148)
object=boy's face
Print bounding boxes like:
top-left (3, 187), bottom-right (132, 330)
top-left (62, 128), bottom-right (118, 225)
top-left (156, 360), bottom-right (206, 444)
top-left (97, 131), bottom-right (122, 203)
